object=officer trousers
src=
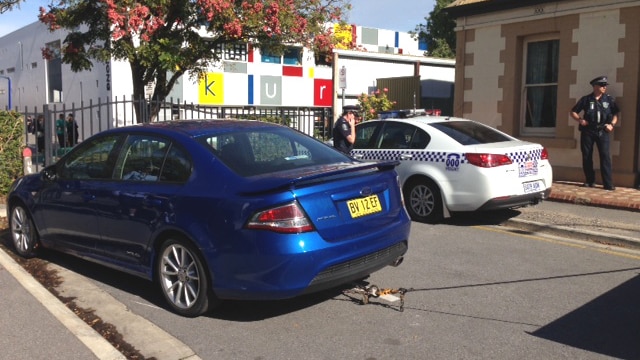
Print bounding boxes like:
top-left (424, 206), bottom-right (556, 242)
top-left (580, 129), bottom-right (613, 188)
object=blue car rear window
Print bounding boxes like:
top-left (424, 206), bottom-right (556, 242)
top-left (430, 121), bottom-right (511, 145)
top-left (197, 128), bottom-right (348, 176)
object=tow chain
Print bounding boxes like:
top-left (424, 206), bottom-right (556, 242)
top-left (342, 283), bottom-right (411, 312)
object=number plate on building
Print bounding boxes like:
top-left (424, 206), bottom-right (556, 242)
top-left (347, 195), bottom-right (382, 218)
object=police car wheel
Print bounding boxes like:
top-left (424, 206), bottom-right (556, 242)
top-left (404, 178), bottom-right (443, 223)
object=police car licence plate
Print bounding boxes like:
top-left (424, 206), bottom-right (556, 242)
top-left (347, 195), bottom-right (382, 218)
top-left (523, 180), bottom-right (543, 194)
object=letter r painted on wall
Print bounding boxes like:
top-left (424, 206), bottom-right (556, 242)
top-left (314, 79), bottom-right (333, 107)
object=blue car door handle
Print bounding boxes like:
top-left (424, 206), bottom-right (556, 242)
top-left (143, 196), bottom-right (163, 207)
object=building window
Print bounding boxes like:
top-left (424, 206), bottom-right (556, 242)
top-left (6, 67), bottom-right (15, 73)
top-left (225, 42), bottom-right (247, 61)
top-left (522, 37), bottom-right (558, 136)
top-left (45, 40), bottom-right (63, 103)
top-left (222, 42), bottom-right (247, 61)
top-left (261, 48), bottom-right (281, 64)
top-left (212, 42), bottom-right (247, 62)
top-left (260, 46), bottom-right (302, 65)
top-left (283, 47), bottom-right (302, 65)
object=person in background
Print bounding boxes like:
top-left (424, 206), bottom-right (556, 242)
top-left (66, 113), bottom-right (79, 146)
top-left (570, 75), bottom-right (620, 191)
top-left (332, 105), bottom-right (360, 155)
top-left (26, 116), bottom-right (35, 134)
top-left (55, 113), bottom-right (67, 147)
top-left (35, 114), bottom-right (45, 153)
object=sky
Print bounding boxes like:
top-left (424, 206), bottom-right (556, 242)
top-left (0, 0), bottom-right (435, 37)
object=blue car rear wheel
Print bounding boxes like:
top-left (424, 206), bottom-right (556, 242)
top-left (158, 238), bottom-right (216, 317)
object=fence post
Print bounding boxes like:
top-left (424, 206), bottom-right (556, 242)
top-left (22, 147), bottom-right (33, 175)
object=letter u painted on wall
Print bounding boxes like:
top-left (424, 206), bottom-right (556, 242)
top-left (260, 75), bottom-right (282, 105)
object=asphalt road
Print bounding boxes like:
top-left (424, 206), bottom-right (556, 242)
top-left (38, 204), bottom-right (640, 359)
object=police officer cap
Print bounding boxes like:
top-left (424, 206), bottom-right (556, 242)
top-left (342, 105), bottom-right (360, 114)
top-left (589, 76), bottom-right (609, 86)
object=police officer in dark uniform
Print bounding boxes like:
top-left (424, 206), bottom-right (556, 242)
top-left (332, 105), bottom-right (359, 154)
top-left (570, 75), bottom-right (619, 190)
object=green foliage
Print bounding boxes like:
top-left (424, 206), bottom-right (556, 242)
top-left (357, 88), bottom-right (396, 121)
top-left (412, 0), bottom-right (456, 59)
top-left (0, 111), bottom-right (26, 197)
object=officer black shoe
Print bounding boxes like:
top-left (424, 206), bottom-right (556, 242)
top-left (582, 183), bottom-right (595, 188)
top-left (604, 186), bottom-right (616, 191)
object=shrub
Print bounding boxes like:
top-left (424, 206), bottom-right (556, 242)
top-left (357, 88), bottom-right (396, 121)
top-left (0, 111), bottom-right (25, 197)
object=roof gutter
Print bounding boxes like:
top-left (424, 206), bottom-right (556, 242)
top-left (445, 0), bottom-right (560, 18)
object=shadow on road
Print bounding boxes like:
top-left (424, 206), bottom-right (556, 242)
top-left (531, 274), bottom-right (640, 359)
top-left (442, 208), bottom-right (522, 226)
top-left (0, 227), bottom-right (345, 321)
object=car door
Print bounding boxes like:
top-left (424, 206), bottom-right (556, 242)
top-left (36, 134), bottom-right (122, 254)
top-left (93, 134), bottom-right (192, 269)
top-left (352, 121), bottom-right (427, 183)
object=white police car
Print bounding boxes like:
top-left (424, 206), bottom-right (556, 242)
top-left (351, 113), bottom-right (553, 223)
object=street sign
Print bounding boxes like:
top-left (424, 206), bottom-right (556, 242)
top-left (339, 66), bottom-right (346, 89)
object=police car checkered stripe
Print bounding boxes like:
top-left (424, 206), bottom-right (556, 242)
top-left (351, 148), bottom-right (544, 164)
top-left (507, 149), bottom-right (544, 163)
top-left (351, 150), bottom-right (468, 163)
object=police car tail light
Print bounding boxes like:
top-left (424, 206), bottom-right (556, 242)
top-left (540, 148), bottom-right (549, 160)
top-left (465, 153), bottom-right (512, 168)
top-left (246, 202), bottom-right (314, 233)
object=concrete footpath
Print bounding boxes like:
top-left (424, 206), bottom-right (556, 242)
top-left (0, 181), bottom-right (639, 360)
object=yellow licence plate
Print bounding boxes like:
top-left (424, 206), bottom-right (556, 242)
top-left (347, 195), bottom-right (382, 218)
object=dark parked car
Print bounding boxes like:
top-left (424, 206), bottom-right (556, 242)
top-left (7, 120), bottom-right (410, 316)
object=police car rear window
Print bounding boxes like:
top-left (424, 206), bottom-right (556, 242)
top-left (429, 121), bottom-right (511, 145)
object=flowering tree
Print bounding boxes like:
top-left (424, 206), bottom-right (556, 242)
top-left (39, 0), bottom-right (351, 123)
top-left (0, 0), bottom-right (23, 14)
top-left (357, 88), bottom-right (396, 120)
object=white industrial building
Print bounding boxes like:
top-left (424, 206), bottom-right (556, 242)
top-left (0, 20), bottom-right (454, 139)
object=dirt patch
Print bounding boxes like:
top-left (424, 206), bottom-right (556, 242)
top-left (0, 219), bottom-right (152, 360)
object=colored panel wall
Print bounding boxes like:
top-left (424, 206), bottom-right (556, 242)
top-left (283, 66), bottom-right (303, 77)
top-left (260, 75), bottom-right (282, 105)
top-left (224, 62), bottom-right (247, 74)
top-left (334, 24), bottom-right (354, 49)
top-left (361, 27), bottom-right (379, 45)
top-left (314, 79), bottom-right (333, 107)
top-left (198, 73), bottom-right (224, 105)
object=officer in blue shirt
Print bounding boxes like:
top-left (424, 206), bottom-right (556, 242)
top-left (570, 75), bottom-right (619, 190)
top-left (333, 105), bottom-right (359, 154)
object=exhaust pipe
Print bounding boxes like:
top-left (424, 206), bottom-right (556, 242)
top-left (391, 256), bottom-right (404, 267)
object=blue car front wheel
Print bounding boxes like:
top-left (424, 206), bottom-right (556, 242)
top-left (10, 204), bottom-right (39, 258)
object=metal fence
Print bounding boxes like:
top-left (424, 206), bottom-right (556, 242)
top-left (16, 97), bottom-right (334, 172)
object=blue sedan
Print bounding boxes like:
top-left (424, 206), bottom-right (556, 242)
top-left (7, 120), bottom-right (410, 316)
